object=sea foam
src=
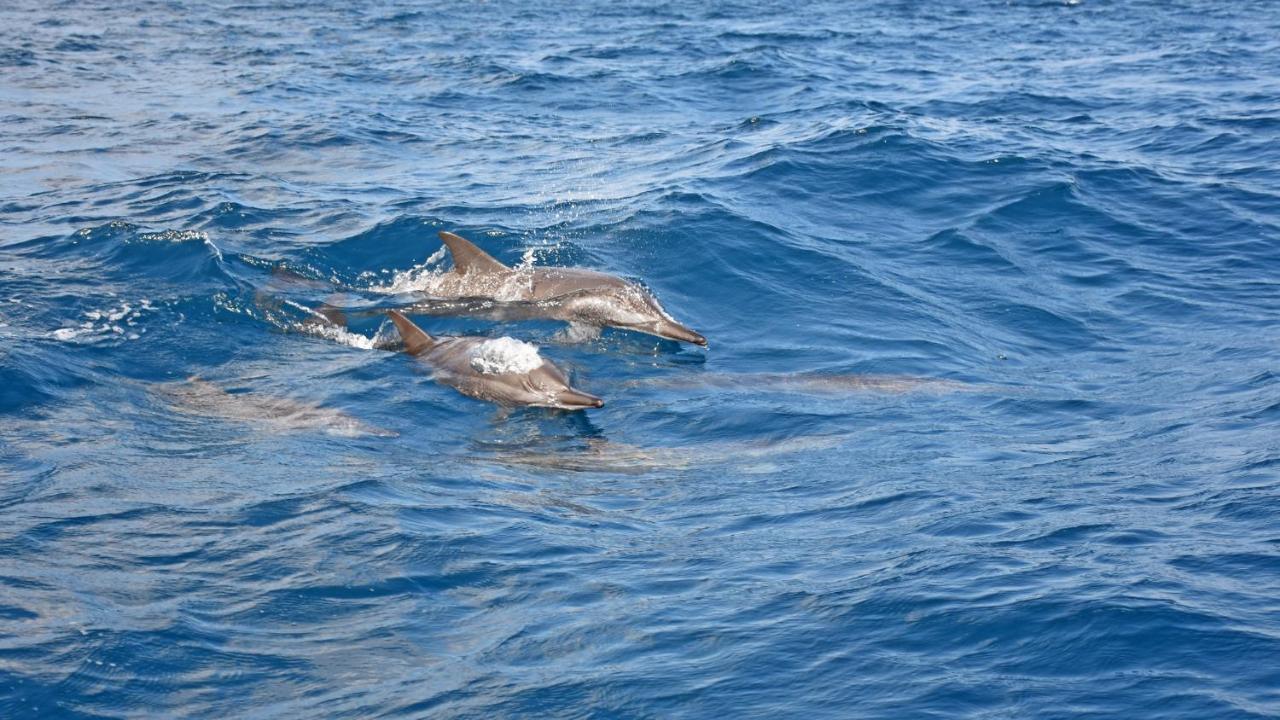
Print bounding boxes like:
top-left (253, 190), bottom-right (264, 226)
top-left (469, 337), bottom-right (543, 374)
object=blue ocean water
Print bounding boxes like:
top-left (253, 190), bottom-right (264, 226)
top-left (3, 0), bottom-right (1280, 716)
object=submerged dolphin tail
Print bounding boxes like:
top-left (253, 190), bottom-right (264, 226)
top-left (438, 231), bottom-right (510, 276)
top-left (386, 310), bottom-right (436, 355)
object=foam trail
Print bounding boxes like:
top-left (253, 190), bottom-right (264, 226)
top-left (284, 300), bottom-right (377, 350)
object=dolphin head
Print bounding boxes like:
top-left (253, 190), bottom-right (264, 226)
top-left (610, 284), bottom-right (707, 346)
top-left (460, 336), bottom-right (604, 410)
top-left (529, 362), bottom-right (606, 410)
top-left (562, 280), bottom-right (706, 346)
top-left (474, 360), bottom-right (604, 410)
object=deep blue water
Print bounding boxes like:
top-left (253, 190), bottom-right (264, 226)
top-left (3, 0), bottom-right (1280, 717)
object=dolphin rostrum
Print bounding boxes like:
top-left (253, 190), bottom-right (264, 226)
top-left (386, 310), bottom-right (604, 410)
top-left (402, 231), bottom-right (707, 346)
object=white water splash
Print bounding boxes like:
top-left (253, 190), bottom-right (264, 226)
top-left (360, 239), bottom-right (553, 302)
top-left (555, 321), bottom-right (603, 343)
top-left (363, 246), bottom-right (449, 294)
top-left (469, 337), bottom-right (543, 374)
top-left (282, 300), bottom-right (378, 350)
top-left (49, 299), bottom-right (154, 343)
top-left (298, 321), bottom-right (379, 351)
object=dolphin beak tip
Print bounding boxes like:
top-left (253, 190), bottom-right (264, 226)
top-left (659, 322), bottom-right (706, 346)
top-left (557, 389), bottom-right (605, 410)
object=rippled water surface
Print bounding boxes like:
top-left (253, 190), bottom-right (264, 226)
top-left (3, 1), bottom-right (1280, 717)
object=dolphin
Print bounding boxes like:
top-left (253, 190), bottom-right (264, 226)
top-left (400, 231), bottom-right (707, 346)
top-left (154, 377), bottom-right (397, 437)
top-left (473, 434), bottom-right (847, 474)
top-left (623, 373), bottom-right (976, 394)
top-left (386, 310), bottom-right (604, 410)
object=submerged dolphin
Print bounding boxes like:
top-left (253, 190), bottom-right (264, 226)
top-left (474, 433), bottom-right (847, 474)
top-left (623, 373), bottom-right (975, 394)
top-left (386, 310), bottom-right (604, 410)
top-left (403, 231), bottom-right (707, 346)
top-left (154, 377), bottom-right (396, 437)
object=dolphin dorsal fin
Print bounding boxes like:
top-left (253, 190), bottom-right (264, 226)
top-left (387, 310), bottom-right (436, 355)
top-left (438, 231), bottom-right (509, 276)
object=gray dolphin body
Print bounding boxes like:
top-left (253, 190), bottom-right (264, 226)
top-left (154, 377), bottom-right (396, 437)
top-left (404, 231), bottom-right (706, 346)
top-left (386, 310), bottom-right (603, 410)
